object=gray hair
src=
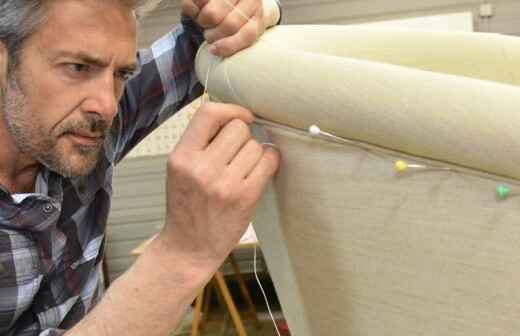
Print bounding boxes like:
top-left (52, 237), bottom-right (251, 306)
top-left (0, 0), bottom-right (163, 68)
top-left (0, 1), bottom-right (47, 68)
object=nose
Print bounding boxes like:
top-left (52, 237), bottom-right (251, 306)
top-left (81, 72), bottom-right (119, 124)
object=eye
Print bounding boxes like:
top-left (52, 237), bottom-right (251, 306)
top-left (63, 63), bottom-right (92, 79)
top-left (115, 70), bottom-right (134, 81)
top-left (69, 63), bottom-right (90, 73)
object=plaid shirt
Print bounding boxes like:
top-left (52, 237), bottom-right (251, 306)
top-left (0, 17), bottom-right (204, 336)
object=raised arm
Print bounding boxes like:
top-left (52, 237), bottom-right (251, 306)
top-left (112, 0), bottom-right (281, 162)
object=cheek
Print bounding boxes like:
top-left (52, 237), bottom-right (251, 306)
top-left (16, 96), bottom-right (53, 135)
top-left (9, 96), bottom-right (60, 143)
top-left (17, 64), bottom-right (78, 133)
top-left (21, 91), bottom-right (75, 137)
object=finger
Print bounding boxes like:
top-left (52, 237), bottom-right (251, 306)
top-left (204, 0), bottom-right (260, 44)
top-left (262, 0), bottom-right (281, 29)
top-left (177, 102), bottom-right (254, 151)
top-left (242, 146), bottom-right (280, 201)
top-left (197, 0), bottom-right (238, 28)
top-left (182, 0), bottom-right (201, 19)
top-left (226, 139), bottom-right (264, 180)
top-left (205, 118), bottom-right (251, 167)
top-left (192, 0), bottom-right (210, 8)
top-left (209, 14), bottom-right (262, 57)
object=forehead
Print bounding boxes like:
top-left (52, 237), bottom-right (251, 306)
top-left (29, 0), bottom-right (137, 63)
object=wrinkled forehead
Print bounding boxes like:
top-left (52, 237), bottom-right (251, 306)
top-left (27, 0), bottom-right (138, 63)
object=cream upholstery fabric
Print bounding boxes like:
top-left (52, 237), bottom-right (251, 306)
top-left (196, 26), bottom-right (520, 335)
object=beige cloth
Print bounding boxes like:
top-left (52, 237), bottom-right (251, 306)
top-left (196, 26), bottom-right (520, 336)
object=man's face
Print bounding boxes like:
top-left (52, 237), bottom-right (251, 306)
top-left (1, 0), bottom-right (137, 177)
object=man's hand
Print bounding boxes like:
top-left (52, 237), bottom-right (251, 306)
top-left (182, 0), bottom-right (280, 57)
top-left (67, 104), bottom-right (279, 336)
top-left (160, 103), bottom-right (280, 271)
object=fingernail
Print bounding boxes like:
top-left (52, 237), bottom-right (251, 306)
top-left (209, 44), bottom-right (218, 55)
top-left (262, 142), bottom-right (278, 149)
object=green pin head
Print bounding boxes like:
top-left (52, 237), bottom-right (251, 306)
top-left (496, 185), bottom-right (511, 200)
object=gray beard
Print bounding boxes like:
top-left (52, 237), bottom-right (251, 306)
top-left (1, 72), bottom-right (105, 178)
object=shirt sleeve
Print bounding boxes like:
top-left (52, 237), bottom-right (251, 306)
top-left (111, 15), bottom-right (205, 164)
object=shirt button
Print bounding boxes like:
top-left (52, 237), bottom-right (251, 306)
top-left (70, 260), bottom-right (80, 270)
top-left (42, 203), bottom-right (54, 213)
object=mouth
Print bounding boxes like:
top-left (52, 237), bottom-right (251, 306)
top-left (65, 132), bottom-right (104, 147)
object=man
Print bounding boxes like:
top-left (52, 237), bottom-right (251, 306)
top-left (0, 0), bottom-right (281, 335)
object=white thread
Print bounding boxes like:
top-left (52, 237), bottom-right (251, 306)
top-left (253, 117), bottom-right (520, 187)
top-left (202, 61), bottom-right (212, 102)
top-left (310, 124), bottom-right (459, 173)
top-left (408, 164), bottom-right (426, 168)
top-left (205, 2), bottom-right (284, 333)
top-left (224, 59), bottom-right (247, 106)
top-left (315, 128), bottom-right (357, 146)
top-left (406, 163), bottom-right (450, 171)
top-left (306, 124), bottom-right (461, 172)
top-left (200, 54), bottom-right (220, 107)
top-left (254, 244), bottom-right (282, 336)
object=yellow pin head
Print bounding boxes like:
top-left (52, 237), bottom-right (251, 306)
top-left (395, 160), bottom-right (409, 173)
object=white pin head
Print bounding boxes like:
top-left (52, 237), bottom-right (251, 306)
top-left (309, 125), bottom-right (321, 136)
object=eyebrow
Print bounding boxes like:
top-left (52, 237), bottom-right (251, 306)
top-left (52, 50), bottom-right (138, 73)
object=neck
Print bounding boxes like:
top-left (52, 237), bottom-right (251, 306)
top-left (0, 115), bottom-right (40, 194)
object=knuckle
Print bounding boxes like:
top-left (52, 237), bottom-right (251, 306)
top-left (209, 180), bottom-right (236, 202)
top-left (189, 162), bottom-right (214, 195)
top-left (193, 0), bottom-right (208, 8)
top-left (191, 161), bottom-right (214, 188)
top-left (203, 29), bottom-right (217, 44)
top-left (181, 0), bottom-right (191, 10)
top-left (182, 0), bottom-right (200, 18)
top-left (245, 139), bottom-right (263, 158)
top-left (167, 150), bottom-right (189, 175)
top-left (168, 151), bottom-right (214, 188)
top-left (195, 173), bottom-right (212, 191)
top-left (222, 16), bottom-right (242, 35)
top-left (168, 153), bottom-right (210, 187)
top-left (242, 24), bottom-right (259, 44)
top-left (229, 118), bottom-right (251, 138)
top-left (216, 43), bottom-right (234, 57)
top-left (249, 139), bottom-right (262, 152)
top-left (200, 7), bottom-right (222, 27)
top-left (264, 148), bottom-right (281, 171)
top-left (264, 146), bottom-right (281, 162)
top-left (200, 102), bottom-right (219, 120)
